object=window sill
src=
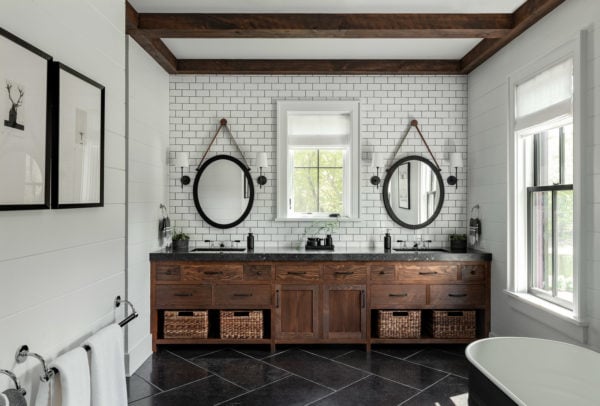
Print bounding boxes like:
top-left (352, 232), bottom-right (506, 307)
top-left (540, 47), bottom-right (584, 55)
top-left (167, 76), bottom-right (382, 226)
top-left (504, 290), bottom-right (588, 342)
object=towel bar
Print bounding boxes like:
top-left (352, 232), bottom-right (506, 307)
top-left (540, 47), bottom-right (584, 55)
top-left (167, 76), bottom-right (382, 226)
top-left (16, 296), bottom-right (138, 382)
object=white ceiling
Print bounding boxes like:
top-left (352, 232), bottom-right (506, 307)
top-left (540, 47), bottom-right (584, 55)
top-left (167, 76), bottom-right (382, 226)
top-left (130, 0), bottom-right (526, 14)
top-left (164, 38), bottom-right (482, 60)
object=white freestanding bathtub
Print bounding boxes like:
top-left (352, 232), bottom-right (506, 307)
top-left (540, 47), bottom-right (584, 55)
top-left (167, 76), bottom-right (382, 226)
top-left (466, 337), bottom-right (600, 406)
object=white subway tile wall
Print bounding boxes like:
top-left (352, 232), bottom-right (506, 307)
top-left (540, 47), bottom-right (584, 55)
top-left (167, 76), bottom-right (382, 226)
top-left (169, 75), bottom-right (468, 249)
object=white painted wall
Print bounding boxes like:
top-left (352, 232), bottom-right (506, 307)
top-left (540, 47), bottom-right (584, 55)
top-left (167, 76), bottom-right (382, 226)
top-left (169, 75), bottom-right (469, 248)
top-left (468, 0), bottom-right (600, 350)
top-left (126, 37), bottom-right (169, 374)
top-left (0, 0), bottom-right (126, 399)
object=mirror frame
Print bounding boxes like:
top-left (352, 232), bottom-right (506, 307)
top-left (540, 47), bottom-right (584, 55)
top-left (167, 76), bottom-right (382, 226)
top-left (382, 155), bottom-right (445, 230)
top-left (193, 154), bottom-right (255, 229)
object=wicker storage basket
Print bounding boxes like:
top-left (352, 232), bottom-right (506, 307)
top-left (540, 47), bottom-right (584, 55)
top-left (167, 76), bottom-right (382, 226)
top-left (377, 310), bottom-right (421, 338)
top-left (429, 310), bottom-right (476, 339)
top-left (164, 311), bottom-right (208, 338)
top-left (220, 310), bottom-right (263, 339)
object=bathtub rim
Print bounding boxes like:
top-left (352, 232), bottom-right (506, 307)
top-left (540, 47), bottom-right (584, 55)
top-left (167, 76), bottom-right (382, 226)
top-left (465, 336), bottom-right (598, 406)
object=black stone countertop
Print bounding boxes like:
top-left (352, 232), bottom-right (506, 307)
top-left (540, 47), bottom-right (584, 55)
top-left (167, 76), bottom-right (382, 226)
top-left (150, 247), bottom-right (492, 262)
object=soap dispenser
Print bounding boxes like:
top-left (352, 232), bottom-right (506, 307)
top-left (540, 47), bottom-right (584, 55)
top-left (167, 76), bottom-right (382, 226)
top-left (247, 231), bottom-right (254, 251)
top-left (384, 229), bottom-right (392, 250)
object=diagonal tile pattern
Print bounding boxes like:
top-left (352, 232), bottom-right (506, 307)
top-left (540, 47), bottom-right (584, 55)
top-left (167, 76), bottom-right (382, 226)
top-left (128, 345), bottom-right (471, 405)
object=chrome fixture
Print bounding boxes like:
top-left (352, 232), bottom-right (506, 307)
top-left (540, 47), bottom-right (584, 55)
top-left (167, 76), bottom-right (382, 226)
top-left (0, 369), bottom-right (26, 396)
top-left (256, 152), bottom-right (269, 188)
top-left (174, 152), bottom-right (190, 189)
top-left (447, 152), bottom-right (464, 188)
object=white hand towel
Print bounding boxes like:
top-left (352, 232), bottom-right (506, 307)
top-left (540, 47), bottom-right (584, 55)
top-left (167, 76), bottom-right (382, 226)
top-left (34, 378), bottom-right (52, 406)
top-left (84, 324), bottom-right (127, 406)
top-left (50, 347), bottom-right (91, 406)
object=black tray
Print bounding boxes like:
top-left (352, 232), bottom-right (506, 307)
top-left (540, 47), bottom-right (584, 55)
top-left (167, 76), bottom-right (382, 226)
top-left (305, 244), bottom-right (335, 251)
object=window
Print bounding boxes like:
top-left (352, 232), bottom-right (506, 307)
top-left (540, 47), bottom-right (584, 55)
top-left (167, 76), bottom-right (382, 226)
top-left (277, 101), bottom-right (359, 220)
top-left (514, 58), bottom-right (575, 310)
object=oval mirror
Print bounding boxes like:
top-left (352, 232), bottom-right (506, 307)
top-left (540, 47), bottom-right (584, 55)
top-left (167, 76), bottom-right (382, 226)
top-left (193, 155), bottom-right (254, 229)
top-left (382, 155), bottom-right (445, 229)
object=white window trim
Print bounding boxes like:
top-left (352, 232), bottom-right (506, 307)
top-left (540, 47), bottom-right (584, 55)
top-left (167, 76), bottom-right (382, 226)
top-left (507, 32), bottom-right (586, 325)
top-left (276, 100), bottom-right (360, 221)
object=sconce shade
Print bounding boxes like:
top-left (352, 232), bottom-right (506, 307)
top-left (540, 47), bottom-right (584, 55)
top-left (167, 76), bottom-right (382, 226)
top-left (175, 152), bottom-right (189, 168)
top-left (449, 152), bottom-right (464, 168)
top-left (257, 152), bottom-right (269, 168)
top-left (371, 152), bottom-right (385, 169)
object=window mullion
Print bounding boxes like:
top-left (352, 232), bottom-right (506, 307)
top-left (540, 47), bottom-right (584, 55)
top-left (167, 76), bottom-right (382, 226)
top-left (559, 126), bottom-right (565, 184)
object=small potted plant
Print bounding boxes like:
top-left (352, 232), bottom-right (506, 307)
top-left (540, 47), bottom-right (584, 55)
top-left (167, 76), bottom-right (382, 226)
top-left (449, 234), bottom-right (467, 253)
top-left (172, 231), bottom-right (190, 252)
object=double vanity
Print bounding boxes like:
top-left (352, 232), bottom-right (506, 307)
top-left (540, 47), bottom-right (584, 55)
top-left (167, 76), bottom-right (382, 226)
top-left (149, 248), bottom-right (491, 352)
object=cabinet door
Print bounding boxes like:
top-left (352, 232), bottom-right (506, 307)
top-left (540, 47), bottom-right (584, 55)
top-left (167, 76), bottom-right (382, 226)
top-left (323, 285), bottom-right (366, 340)
top-left (274, 284), bottom-right (319, 340)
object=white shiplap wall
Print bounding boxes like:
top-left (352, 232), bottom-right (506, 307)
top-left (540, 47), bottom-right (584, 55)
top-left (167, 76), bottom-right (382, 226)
top-left (468, 0), bottom-right (600, 350)
top-left (169, 75), bottom-right (469, 249)
top-left (126, 37), bottom-right (169, 374)
top-left (0, 0), bottom-right (126, 397)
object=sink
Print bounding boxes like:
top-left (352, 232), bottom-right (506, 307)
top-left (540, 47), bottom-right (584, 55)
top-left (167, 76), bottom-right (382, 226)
top-left (191, 247), bottom-right (246, 252)
top-left (392, 248), bottom-right (449, 253)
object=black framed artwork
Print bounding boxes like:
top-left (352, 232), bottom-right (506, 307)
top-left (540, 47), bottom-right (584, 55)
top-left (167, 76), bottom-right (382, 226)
top-left (0, 27), bottom-right (52, 210)
top-left (50, 62), bottom-right (105, 209)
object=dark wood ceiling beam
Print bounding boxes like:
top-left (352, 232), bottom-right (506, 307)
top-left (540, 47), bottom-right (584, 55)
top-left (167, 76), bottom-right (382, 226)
top-left (129, 33), bottom-right (177, 74)
top-left (176, 59), bottom-right (462, 75)
top-left (460, 0), bottom-right (566, 73)
top-left (135, 13), bottom-right (513, 39)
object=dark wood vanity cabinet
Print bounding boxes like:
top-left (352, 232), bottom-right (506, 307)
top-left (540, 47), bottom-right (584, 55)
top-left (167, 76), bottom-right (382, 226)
top-left (150, 259), bottom-right (490, 351)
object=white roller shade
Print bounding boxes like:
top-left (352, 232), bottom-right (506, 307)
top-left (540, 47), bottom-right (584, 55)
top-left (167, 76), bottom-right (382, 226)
top-left (287, 113), bottom-right (350, 146)
top-left (515, 58), bottom-right (573, 132)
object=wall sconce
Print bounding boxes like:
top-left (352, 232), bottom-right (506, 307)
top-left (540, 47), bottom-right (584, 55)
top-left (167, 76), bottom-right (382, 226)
top-left (175, 152), bottom-right (190, 189)
top-left (370, 152), bottom-right (385, 188)
top-left (447, 152), bottom-right (464, 188)
top-left (257, 152), bottom-right (268, 188)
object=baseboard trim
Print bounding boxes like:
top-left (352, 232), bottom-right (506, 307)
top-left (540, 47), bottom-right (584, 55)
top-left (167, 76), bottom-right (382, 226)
top-left (126, 334), bottom-right (152, 376)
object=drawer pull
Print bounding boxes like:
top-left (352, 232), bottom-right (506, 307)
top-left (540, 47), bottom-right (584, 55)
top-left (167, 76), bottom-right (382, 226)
top-left (276, 290), bottom-right (280, 308)
top-left (233, 293), bottom-right (253, 297)
top-left (256, 271), bottom-right (262, 275)
top-left (174, 293), bottom-right (193, 297)
top-left (164, 270), bottom-right (174, 275)
top-left (335, 271), bottom-right (354, 275)
top-left (379, 271), bottom-right (389, 275)
top-left (389, 293), bottom-right (408, 297)
top-left (286, 271), bottom-right (306, 275)
top-left (419, 271), bottom-right (438, 275)
top-left (204, 271), bottom-right (223, 275)
top-left (448, 293), bottom-right (468, 298)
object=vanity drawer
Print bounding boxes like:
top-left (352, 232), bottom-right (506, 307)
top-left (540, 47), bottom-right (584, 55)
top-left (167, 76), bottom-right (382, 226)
top-left (182, 265), bottom-right (243, 281)
top-left (370, 265), bottom-right (397, 281)
top-left (371, 285), bottom-right (426, 307)
top-left (155, 265), bottom-right (181, 281)
top-left (244, 264), bottom-right (273, 281)
top-left (397, 263), bottom-right (458, 282)
top-left (323, 264), bottom-right (368, 283)
top-left (429, 285), bottom-right (484, 306)
top-left (155, 285), bottom-right (212, 309)
top-left (276, 264), bottom-right (321, 281)
top-left (214, 284), bottom-right (272, 307)
top-left (460, 264), bottom-right (486, 282)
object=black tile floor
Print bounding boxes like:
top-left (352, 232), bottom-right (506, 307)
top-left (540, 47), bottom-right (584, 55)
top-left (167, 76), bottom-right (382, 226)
top-left (127, 345), bottom-right (470, 406)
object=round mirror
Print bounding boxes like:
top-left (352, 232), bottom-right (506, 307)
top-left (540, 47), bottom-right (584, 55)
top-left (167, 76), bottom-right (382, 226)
top-left (193, 155), bottom-right (254, 229)
top-left (382, 155), bottom-right (445, 229)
